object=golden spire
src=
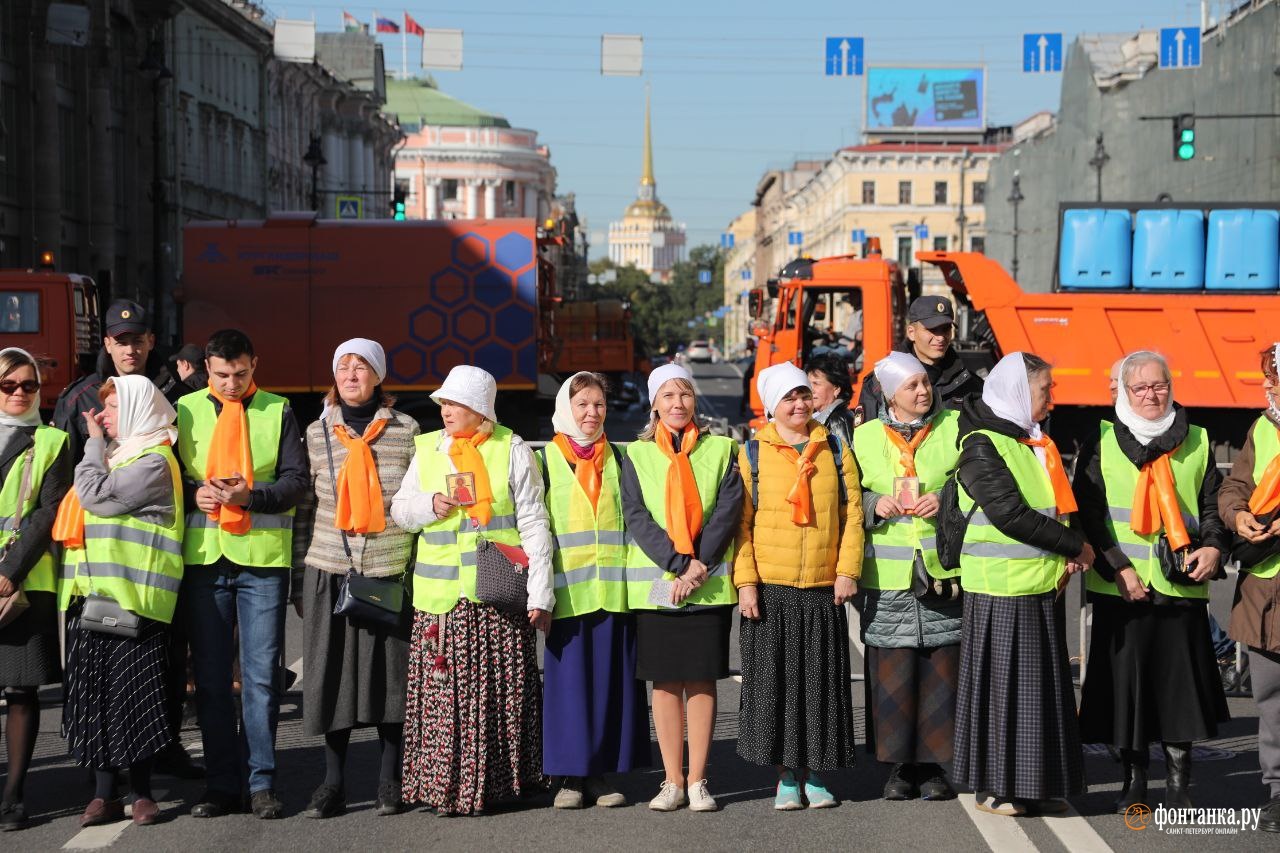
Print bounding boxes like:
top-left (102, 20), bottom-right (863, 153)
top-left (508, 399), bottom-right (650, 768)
top-left (640, 84), bottom-right (655, 188)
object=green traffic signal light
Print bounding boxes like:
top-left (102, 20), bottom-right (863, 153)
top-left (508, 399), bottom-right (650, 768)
top-left (393, 201), bottom-right (406, 221)
top-left (1173, 114), bottom-right (1196, 161)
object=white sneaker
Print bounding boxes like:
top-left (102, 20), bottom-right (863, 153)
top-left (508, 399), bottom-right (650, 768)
top-left (648, 780), bottom-right (687, 812)
top-left (975, 792), bottom-right (1027, 817)
top-left (687, 779), bottom-right (718, 812)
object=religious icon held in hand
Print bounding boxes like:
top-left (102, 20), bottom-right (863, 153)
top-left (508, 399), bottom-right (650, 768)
top-left (894, 476), bottom-right (920, 514)
top-left (446, 472), bottom-right (476, 506)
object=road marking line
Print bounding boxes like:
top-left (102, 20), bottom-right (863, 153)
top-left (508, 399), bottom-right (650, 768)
top-left (62, 816), bottom-right (130, 850)
top-left (956, 793), bottom-right (1038, 853)
top-left (1041, 804), bottom-right (1115, 853)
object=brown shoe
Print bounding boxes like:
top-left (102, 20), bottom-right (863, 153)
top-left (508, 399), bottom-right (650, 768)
top-left (132, 798), bottom-right (160, 826)
top-left (80, 798), bottom-right (125, 827)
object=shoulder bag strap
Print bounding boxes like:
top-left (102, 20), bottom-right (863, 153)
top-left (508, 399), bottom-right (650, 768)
top-left (746, 439), bottom-right (760, 511)
top-left (321, 419), bottom-right (359, 574)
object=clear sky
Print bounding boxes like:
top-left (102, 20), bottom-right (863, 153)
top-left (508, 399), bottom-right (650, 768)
top-left (263, 0), bottom-right (1211, 254)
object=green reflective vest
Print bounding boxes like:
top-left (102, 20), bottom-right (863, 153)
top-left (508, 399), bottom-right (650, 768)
top-left (537, 443), bottom-right (629, 619)
top-left (1246, 417), bottom-right (1280, 580)
top-left (0, 426), bottom-right (68, 595)
top-left (412, 426), bottom-right (522, 614)
top-left (176, 389), bottom-right (293, 567)
top-left (855, 410), bottom-right (961, 590)
top-left (61, 446), bottom-right (185, 624)
top-left (958, 429), bottom-right (1066, 596)
top-left (625, 434), bottom-right (738, 610)
top-left (1086, 421), bottom-right (1210, 600)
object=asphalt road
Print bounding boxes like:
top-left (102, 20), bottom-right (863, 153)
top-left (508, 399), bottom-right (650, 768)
top-left (6, 360), bottom-right (1277, 850)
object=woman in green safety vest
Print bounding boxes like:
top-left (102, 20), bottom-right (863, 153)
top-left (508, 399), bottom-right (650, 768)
top-left (539, 372), bottom-right (649, 810)
top-left (59, 375), bottom-right (184, 829)
top-left (0, 348), bottom-right (71, 833)
top-left (620, 363), bottom-right (742, 814)
top-left (1220, 343), bottom-right (1280, 834)
top-left (1074, 350), bottom-right (1230, 814)
top-left (855, 352), bottom-right (962, 804)
top-left (391, 364), bottom-right (554, 816)
top-left (735, 362), bottom-right (861, 811)
top-left (951, 352), bottom-right (1094, 818)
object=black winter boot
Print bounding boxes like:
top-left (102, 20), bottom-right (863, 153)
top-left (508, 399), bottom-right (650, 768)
top-left (1162, 742), bottom-right (1193, 809)
top-left (1114, 747), bottom-right (1149, 814)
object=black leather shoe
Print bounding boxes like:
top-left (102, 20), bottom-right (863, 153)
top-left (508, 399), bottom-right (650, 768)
top-left (916, 764), bottom-right (957, 801)
top-left (190, 790), bottom-right (240, 818)
top-left (1259, 797), bottom-right (1280, 833)
top-left (375, 781), bottom-right (403, 816)
top-left (1114, 748), bottom-right (1149, 814)
top-left (0, 801), bottom-right (27, 832)
top-left (301, 784), bottom-right (345, 819)
top-left (883, 763), bottom-right (918, 801)
top-left (155, 743), bottom-right (205, 780)
top-left (1162, 742), bottom-right (1194, 809)
top-left (250, 789), bottom-right (284, 820)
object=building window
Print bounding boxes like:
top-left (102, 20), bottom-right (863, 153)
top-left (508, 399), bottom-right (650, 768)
top-left (934, 181), bottom-right (948, 204)
top-left (970, 235), bottom-right (986, 254)
top-left (933, 236), bottom-right (948, 251)
top-left (972, 181), bottom-right (986, 204)
top-left (897, 236), bottom-right (913, 268)
top-left (898, 181), bottom-right (912, 205)
top-left (443, 179), bottom-right (459, 199)
top-left (0, 83), bottom-right (16, 200)
top-left (861, 181), bottom-right (875, 204)
top-left (504, 180), bottom-right (516, 205)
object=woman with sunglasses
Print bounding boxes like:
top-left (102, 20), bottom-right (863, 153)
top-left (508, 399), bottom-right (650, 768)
top-left (0, 349), bottom-right (72, 832)
top-left (1074, 350), bottom-right (1229, 813)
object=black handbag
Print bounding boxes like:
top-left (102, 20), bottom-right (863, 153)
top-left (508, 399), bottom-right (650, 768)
top-left (474, 536), bottom-right (529, 613)
top-left (911, 551), bottom-right (963, 602)
top-left (1230, 511), bottom-right (1280, 569)
top-left (322, 420), bottom-right (405, 629)
top-left (1153, 532), bottom-right (1214, 586)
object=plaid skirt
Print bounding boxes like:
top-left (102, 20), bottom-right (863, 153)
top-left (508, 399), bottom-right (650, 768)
top-left (952, 591), bottom-right (1085, 800)
top-left (865, 644), bottom-right (959, 764)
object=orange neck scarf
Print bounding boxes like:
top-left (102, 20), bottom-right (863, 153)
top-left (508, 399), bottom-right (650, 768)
top-left (205, 382), bottom-right (258, 534)
top-left (772, 437), bottom-right (826, 525)
top-left (882, 422), bottom-right (933, 478)
top-left (655, 423), bottom-right (703, 555)
top-left (1131, 452), bottom-right (1191, 550)
top-left (1019, 434), bottom-right (1078, 515)
top-left (1249, 423), bottom-right (1280, 517)
top-left (52, 488), bottom-right (84, 548)
top-left (447, 430), bottom-right (494, 527)
top-left (553, 433), bottom-right (606, 511)
top-left (333, 418), bottom-right (389, 534)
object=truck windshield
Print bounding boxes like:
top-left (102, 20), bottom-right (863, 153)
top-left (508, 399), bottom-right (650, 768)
top-left (802, 289), bottom-right (862, 363)
top-left (0, 292), bottom-right (39, 333)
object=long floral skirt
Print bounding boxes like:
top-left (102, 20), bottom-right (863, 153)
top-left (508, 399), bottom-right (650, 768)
top-left (401, 599), bottom-right (546, 814)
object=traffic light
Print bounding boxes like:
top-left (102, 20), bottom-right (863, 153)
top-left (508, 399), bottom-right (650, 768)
top-left (391, 186), bottom-right (406, 220)
top-left (1173, 114), bottom-right (1196, 161)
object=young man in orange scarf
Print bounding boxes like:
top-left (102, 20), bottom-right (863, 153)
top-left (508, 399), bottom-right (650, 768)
top-left (174, 330), bottom-right (310, 820)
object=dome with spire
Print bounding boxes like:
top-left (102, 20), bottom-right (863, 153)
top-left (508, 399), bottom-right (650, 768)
top-left (608, 88), bottom-right (686, 279)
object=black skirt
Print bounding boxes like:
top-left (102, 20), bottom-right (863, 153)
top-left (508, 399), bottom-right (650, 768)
top-left (0, 590), bottom-right (61, 688)
top-left (635, 606), bottom-right (732, 682)
top-left (62, 610), bottom-right (172, 769)
top-left (737, 584), bottom-right (856, 770)
top-left (1079, 597), bottom-right (1230, 749)
top-left (953, 591), bottom-right (1085, 800)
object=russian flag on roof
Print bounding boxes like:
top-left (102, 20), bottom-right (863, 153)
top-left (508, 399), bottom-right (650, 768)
top-left (376, 15), bottom-right (399, 33)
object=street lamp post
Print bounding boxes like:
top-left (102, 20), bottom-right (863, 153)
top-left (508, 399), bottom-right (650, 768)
top-left (139, 40), bottom-right (172, 342)
top-left (304, 135), bottom-right (326, 213)
top-left (957, 147), bottom-right (970, 251)
top-left (1007, 170), bottom-right (1024, 281)
top-left (1088, 132), bottom-right (1110, 203)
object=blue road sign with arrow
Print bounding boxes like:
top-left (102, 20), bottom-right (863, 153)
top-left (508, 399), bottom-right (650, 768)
top-left (851, 228), bottom-right (867, 244)
top-left (914, 224), bottom-right (929, 240)
top-left (720, 233), bottom-right (735, 248)
top-left (824, 37), bottom-right (863, 76)
top-left (698, 270), bottom-right (712, 284)
top-left (1022, 33), bottom-right (1063, 73)
top-left (740, 269), bottom-right (752, 280)
top-left (1159, 27), bottom-right (1201, 69)
top-left (788, 231), bottom-right (803, 246)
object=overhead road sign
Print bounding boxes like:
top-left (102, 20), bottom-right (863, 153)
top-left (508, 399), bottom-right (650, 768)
top-left (1159, 27), bottom-right (1201, 69)
top-left (698, 270), bottom-right (712, 284)
top-left (720, 233), bottom-right (735, 248)
top-left (602, 34), bottom-right (643, 76)
top-left (787, 231), bottom-right (803, 246)
top-left (422, 28), bottom-right (463, 71)
top-left (851, 228), bottom-right (867, 245)
top-left (1022, 33), bottom-right (1062, 73)
top-left (825, 37), bottom-right (864, 76)
top-left (740, 269), bottom-right (752, 280)
top-left (336, 196), bottom-right (362, 219)
top-left (914, 224), bottom-right (929, 240)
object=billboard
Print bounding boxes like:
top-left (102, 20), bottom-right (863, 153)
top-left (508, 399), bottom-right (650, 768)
top-left (865, 66), bottom-right (986, 132)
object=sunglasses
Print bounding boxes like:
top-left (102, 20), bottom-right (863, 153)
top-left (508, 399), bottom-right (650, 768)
top-left (0, 380), bottom-right (40, 395)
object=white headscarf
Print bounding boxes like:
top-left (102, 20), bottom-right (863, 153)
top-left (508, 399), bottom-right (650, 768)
top-left (874, 351), bottom-right (928, 401)
top-left (982, 352), bottom-right (1046, 466)
top-left (332, 338), bottom-right (387, 383)
top-left (103, 374), bottom-right (178, 468)
top-left (647, 363), bottom-right (693, 406)
top-left (1114, 352), bottom-right (1176, 445)
top-left (0, 348), bottom-right (43, 428)
top-left (552, 371), bottom-right (605, 444)
top-left (756, 362), bottom-right (810, 419)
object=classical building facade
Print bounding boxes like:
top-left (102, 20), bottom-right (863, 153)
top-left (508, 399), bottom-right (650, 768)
top-left (386, 78), bottom-right (555, 222)
top-left (608, 92), bottom-right (685, 280)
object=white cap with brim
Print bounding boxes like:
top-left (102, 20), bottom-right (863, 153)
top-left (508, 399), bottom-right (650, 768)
top-left (431, 364), bottom-right (498, 422)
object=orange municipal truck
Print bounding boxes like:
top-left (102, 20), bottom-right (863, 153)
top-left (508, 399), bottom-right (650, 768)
top-left (747, 202), bottom-right (1280, 449)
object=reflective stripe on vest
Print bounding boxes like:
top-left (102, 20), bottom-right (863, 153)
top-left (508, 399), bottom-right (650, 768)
top-left (0, 426), bottom-right (69, 595)
top-left (176, 389), bottom-right (294, 567)
top-left (1247, 417), bottom-right (1280, 580)
top-left (62, 446), bottom-right (185, 624)
top-left (411, 426), bottom-right (521, 614)
top-left (1085, 421), bottom-right (1210, 599)
top-left (538, 444), bottom-right (630, 618)
top-left (624, 435), bottom-right (738, 610)
top-left (958, 429), bottom-right (1065, 596)
top-left (854, 410), bottom-right (960, 590)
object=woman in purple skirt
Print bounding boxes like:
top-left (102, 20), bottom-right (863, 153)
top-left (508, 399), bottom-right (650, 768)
top-left (537, 373), bottom-right (650, 808)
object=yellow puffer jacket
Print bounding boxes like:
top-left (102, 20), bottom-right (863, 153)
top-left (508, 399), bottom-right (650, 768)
top-left (733, 421), bottom-right (863, 588)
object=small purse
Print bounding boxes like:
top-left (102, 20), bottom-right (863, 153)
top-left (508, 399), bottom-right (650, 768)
top-left (911, 551), bottom-right (963, 602)
top-left (474, 536), bottom-right (529, 613)
top-left (1153, 533), bottom-right (1212, 586)
top-left (0, 449), bottom-right (38, 630)
top-left (79, 593), bottom-right (141, 638)
top-left (1230, 510), bottom-right (1280, 569)
top-left (322, 420), bottom-right (405, 629)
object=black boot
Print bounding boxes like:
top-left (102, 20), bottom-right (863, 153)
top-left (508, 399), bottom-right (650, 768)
top-left (1114, 748), bottom-right (1149, 814)
top-left (1162, 742), bottom-right (1193, 809)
